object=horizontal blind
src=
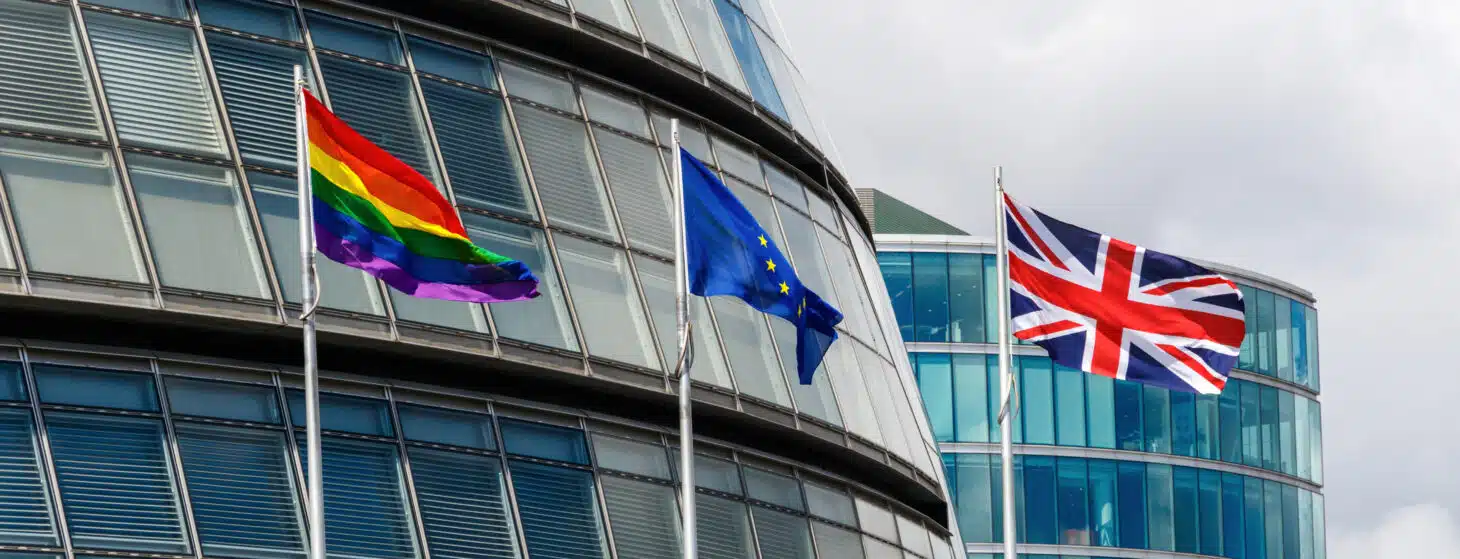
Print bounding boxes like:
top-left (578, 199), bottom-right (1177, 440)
top-left (0, 408), bottom-right (56, 545)
top-left (0, 0), bottom-right (102, 138)
top-left (508, 460), bottom-right (605, 559)
top-left (600, 476), bottom-right (679, 559)
top-left (419, 81), bottom-right (534, 219)
top-left (85, 13), bottom-right (227, 156)
top-left (512, 104), bottom-right (617, 239)
top-left (46, 412), bottom-right (189, 553)
top-left (810, 522), bottom-right (863, 559)
top-left (697, 494), bottom-right (754, 559)
top-left (751, 507), bottom-right (815, 559)
top-left (207, 34), bottom-right (307, 169)
top-left (297, 438), bottom-right (417, 559)
top-left (317, 57), bottom-right (438, 183)
top-left (407, 448), bottom-right (518, 559)
top-left (175, 423), bottom-right (304, 559)
top-left (591, 129), bottom-right (673, 255)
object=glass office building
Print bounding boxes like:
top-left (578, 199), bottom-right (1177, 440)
top-left (873, 220), bottom-right (1325, 559)
top-left (0, 2), bottom-right (960, 559)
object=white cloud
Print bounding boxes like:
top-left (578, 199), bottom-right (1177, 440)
top-left (1331, 504), bottom-right (1460, 559)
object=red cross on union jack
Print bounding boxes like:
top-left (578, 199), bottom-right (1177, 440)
top-left (1003, 193), bottom-right (1246, 394)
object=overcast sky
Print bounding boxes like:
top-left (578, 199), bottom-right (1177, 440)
top-left (771, 1), bottom-right (1460, 556)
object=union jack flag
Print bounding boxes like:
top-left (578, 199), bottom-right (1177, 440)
top-left (1003, 193), bottom-right (1245, 394)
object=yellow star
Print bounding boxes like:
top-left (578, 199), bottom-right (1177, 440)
top-left (797, 304), bottom-right (802, 317)
top-left (765, 259), bottom-right (776, 272)
top-left (779, 281), bottom-right (790, 295)
top-left (758, 235), bottom-right (768, 247)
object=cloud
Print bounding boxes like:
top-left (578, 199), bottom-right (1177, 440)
top-left (772, 0), bottom-right (1460, 535)
top-left (1331, 504), bottom-right (1460, 559)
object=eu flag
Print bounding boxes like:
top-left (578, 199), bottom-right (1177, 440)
top-left (680, 148), bottom-right (843, 384)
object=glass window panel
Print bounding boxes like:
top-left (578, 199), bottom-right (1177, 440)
top-left (911, 252), bottom-right (949, 342)
top-left (0, 0), bottom-right (104, 139)
top-left (464, 215), bottom-right (578, 351)
top-left (1311, 403), bottom-right (1323, 484)
top-left (897, 516), bottom-right (932, 558)
top-left (0, 409), bottom-right (57, 546)
top-left (574, 0), bottom-right (637, 34)
top-left (419, 81), bottom-right (535, 219)
top-left (826, 342), bottom-right (880, 443)
top-left (1023, 456), bottom-right (1057, 544)
top-left (711, 0), bottom-right (786, 120)
top-left (408, 37), bottom-right (494, 89)
top-left (127, 156), bottom-right (269, 297)
top-left (197, 0), bottom-right (301, 41)
top-left (286, 391), bottom-right (393, 436)
top-left (1238, 285), bottom-right (1256, 371)
top-left (763, 166), bottom-right (804, 212)
top-left (388, 289), bottom-right (488, 333)
top-left (1275, 295), bottom-right (1293, 382)
top-left (175, 423), bottom-right (303, 559)
top-left (0, 363), bottom-right (21, 402)
top-left (1264, 481), bottom-right (1282, 559)
top-left (1171, 390), bottom-right (1196, 457)
top-left (1116, 461), bottom-right (1145, 549)
top-left (1173, 467), bottom-right (1198, 554)
top-left (1314, 494), bottom-right (1325, 559)
top-left (987, 355), bottom-right (1020, 444)
top-left (722, 176), bottom-right (783, 248)
top-left (1282, 485), bottom-right (1299, 559)
top-left (1299, 490), bottom-right (1313, 559)
top-left (602, 476), bottom-right (680, 558)
top-left (993, 455), bottom-right (1007, 543)
top-left (582, 88), bottom-right (650, 137)
top-left (555, 235), bottom-right (657, 368)
top-left (1143, 385), bottom-right (1170, 454)
top-left (499, 63), bottom-right (578, 113)
top-left (628, 0), bottom-right (697, 62)
top-left (855, 498), bottom-right (897, 543)
top-left (593, 128), bottom-right (672, 255)
top-left (1020, 357), bottom-right (1055, 445)
top-left (509, 460), bottom-right (607, 559)
top-left (398, 405), bottom-right (495, 450)
top-left (1241, 381), bottom-right (1261, 467)
top-left (765, 319), bottom-right (840, 425)
top-left (249, 173), bottom-right (386, 314)
top-left (407, 448), bottom-right (517, 559)
top-left (712, 297), bottom-right (791, 406)
top-left (513, 105), bottom-right (618, 238)
top-left (633, 256), bottom-right (733, 387)
top-left (1056, 457), bottom-right (1089, 546)
top-left (853, 345), bottom-right (914, 460)
top-left (811, 522), bottom-right (863, 559)
top-left (591, 434), bottom-right (670, 478)
top-left (1280, 391), bottom-right (1297, 476)
top-left (165, 377), bottom-right (279, 423)
top-left (863, 537), bottom-right (898, 559)
top-left (1146, 464), bottom-right (1174, 551)
top-left (47, 413), bottom-right (188, 553)
top-left (87, 0), bottom-right (186, 17)
top-left (877, 252), bottom-right (913, 341)
top-left (945, 254), bottom-right (984, 343)
top-left (951, 354), bottom-right (988, 443)
top-left (652, 113), bottom-right (711, 158)
top-left (716, 140), bottom-right (763, 184)
top-left (208, 35), bottom-right (311, 169)
top-left (498, 418), bottom-right (589, 464)
top-left (86, 13), bottom-right (228, 156)
top-left (0, 134), bottom-right (144, 281)
top-left (306, 13), bottom-right (401, 64)
top-left (819, 229), bottom-right (883, 348)
top-left (803, 482), bottom-right (855, 526)
top-left (916, 354), bottom-right (953, 441)
top-left (689, 454), bottom-right (742, 494)
top-left (952, 454), bottom-right (991, 542)
top-left (1305, 306), bottom-right (1320, 391)
top-left (1219, 383), bottom-right (1242, 463)
top-left (317, 58), bottom-right (440, 183)
top-left (1260, 386), bottom-right (1278, 471)
top-left (35, 365), bottom-right (158, 411)
top-left (1291, 301), bottom-right (1309, 387)
top-left (1087, 459), bottom-right (1117, 547)
top-left (1196, 394), bottom-right (1219, 460)
top-left (778, 205), bottom-right (835, 306)
top-left (744, 467), bottom-right (803, 511)
top-left (1296, 397), bottom-right (1310, 480)
top-left (750, 27), bottom-right (816, 136)
top-left (808, 193), bottom-right (838, 229)
top-left (1257, 290), bottom-right (1275, 375)
top-left (1222, 473), bottom-right (1245, 559)
top-left (1054, 365), bottom-right (1086, 446)
top-left (698, 494), bottom-right (755, 559)
top-left (1199, 469), bottom-right (1222, 557)
top-left (296, 438), bottom-right (418, 559)
top-left (1086, 374), bottom-right (1115, 449)
top-left (673, 0), bottom-right (747, 90)
top-left (983, 255), bottom-right (999, 344)
top-left (1244, 477), bottom-right (1264, 559)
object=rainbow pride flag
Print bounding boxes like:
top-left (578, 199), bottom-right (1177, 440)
top-left (304, 90), bottom-right (539, 302)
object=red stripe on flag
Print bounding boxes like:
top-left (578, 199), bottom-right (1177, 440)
top-left (1157, 343), bottom-right (1225, 391)
top-left (1004, 193), bottom-right (1068, 271)
top-left (1014, 320), bottom-right (1082, 340)
top-left (1143, 276), bottom-right (1237, 296)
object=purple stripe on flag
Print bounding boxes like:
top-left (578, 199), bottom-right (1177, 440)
top-left (316, 224), bottom-right (540, 303)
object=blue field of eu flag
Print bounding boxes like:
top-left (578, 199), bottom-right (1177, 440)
top-left (680, 148), bottom-right (843, 384)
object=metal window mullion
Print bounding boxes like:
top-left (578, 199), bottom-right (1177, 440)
top-left (67, 1), bottom-right (167, 306)
top-left (790, 468), bottom-right (826, 559)
top-left (382, 387), bottom-right (432, 559)
top-left (186, 0), bottom-right (289, 323)
top-left (612, 0), bottom-right (649, 55)
top-left (18, 348), bottom-right (74, 559)
top-left (272, 371), bottom-right (314, 554)
top-left (394, 23), bottom-right (502, 347)
top-left (150, 361), bottom-right (204, 559)
top-left (0, 161), bottom-right (36, 295)
top-left (493, 60), bottom-right (590, 364)
top-left (664, 0), bottom-right (708, 73)
top-left (729, 450), bottom-right (768, 559)
top-left (578, 415), bottom-right (622, 559)
top-left (758, 198), bottom-right (801, 422)
top-left (489, 405), bottom-right (533, 559)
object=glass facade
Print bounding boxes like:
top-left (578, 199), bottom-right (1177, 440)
top-left (875, 238), bottom-right (1323, 559)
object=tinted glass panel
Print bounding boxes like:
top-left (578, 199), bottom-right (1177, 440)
top-left (317, 58), bottom-right (439, 182)
top-left (208, 35), bottom-right (310, 169)
top-left (1056, 457), bottom-right (1089, 546)
top-left (673, 0), bottom-right (746, 90)
top-left (911, 253), bottom-right (949, 342)
top-left (1023, 456), bottom-right (1057, 544)
top-left (711, 297), bottom-right (791, 406)
top-left (296, 439), bottom-right (417, 559)
top-left (464, 215), bottom-right (577, 350)
top-left (419, 81), bottom-right (535, 219)
top-left (165, 377), bottom-right (279, 423)
top-left (408, 449), bottom-right (517, 559)
top-left (1146, 464), bottom-right (1174, 551)
top-left (1174, 467), bottom-right (1199, 553)
top-left (878, 253), bottom-right (913, 341)
top-left (398, 405), bottom-right (495, 450)
top-left (499, 419), bottom-right (589, 464)
top-left (286, 391), bottom-right (392, 436)
top-left (0, 409), bottom-right (56, 546)
top-left (602, 476), bottom-right (680, 557)
top-left (250, 173), bottom-right (385, 314)
top-left (499, 63), bottom-right (577, 113)
top-left (197, 0), bottom-right (300, 40)
top-left (744, 468), bottom-right (803, 511)
top-left (35, 366), bottom-right (157, 411)
top-left (593, 128), bottom-right (673, 255)
top-left (306, 14), bottom-right (401, 63)
top-left (509, 461), bottom-right (606, 559)
top-left (408, 37), bottom-right (494, 88)
top-left (628, 0), bottom-right (696, 62)
top-left (1116, 461), bottom-right (1145, 549)
top-left (1086, 374), bottom-right (1114, 449)
top-left (1143, 386), bottom-right (1170, 454)
top-left (48, 413), bottom-right (187, 553)
top-left (699, 495), bottom-right (754, 559)
top-left (634, 256), bottom-right (733, 387)
top-left (952, 354), bottom-right (989, 443)
top-left (591, 435), bottom-right (670, 478)
top-left (1088, 459), bottom-right (1117, 547)
top-left (175, 424), bottom-right (303, 559)
top-left (1171, 390), bottom-right (1196, 457)
top-left (711, 0), bottom-right (785, 119)
top-left (916, 354), bottom-right (952, 441)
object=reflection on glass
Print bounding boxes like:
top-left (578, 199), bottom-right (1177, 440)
top-left (711, 0), bottom-right (786, 120)
top-left (197, 0), bottom-right (301, 41)
top-left (573, 0), bottom-right (638, 35)
top-left (633, 255), bottom-right (732, 385)
top-left (407, 36), bottom-right (495, 88)
top-left (464, 214), bottom-right (578, 351)
top-left (711, 297), bottom-right (789, 406)
top-left (627, 0), bottom-right (697, 63)
top-left (250, 173), bottom-right (386, 315)
top-left (305, 12), bottom-right (402, 64)
top-left (554, 235), bottom-right (657, 368)
top-left (825, 342), bottom-right (880, 444)
top-left (673, 0), bottom-right (748, 91)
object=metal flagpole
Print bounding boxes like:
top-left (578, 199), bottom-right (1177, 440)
top-left (993, 166), bottom-right (1016, 559)
top-left (670, 119), bottom-right (697, 559)
top-left (294, 64), bottom-right (326, 559)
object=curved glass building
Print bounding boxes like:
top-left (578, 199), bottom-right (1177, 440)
top-left (865, 192), bottom-right (1326, 559)
top-left (0, 2), bottom-right (959, 559)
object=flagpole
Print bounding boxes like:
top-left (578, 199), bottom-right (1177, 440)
top-left (295, 64), bottom-right (326, 559)
top-left (994, 166), bottom-right (1016, 559)
top-left (670, 119), bottom-right (697, 559)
